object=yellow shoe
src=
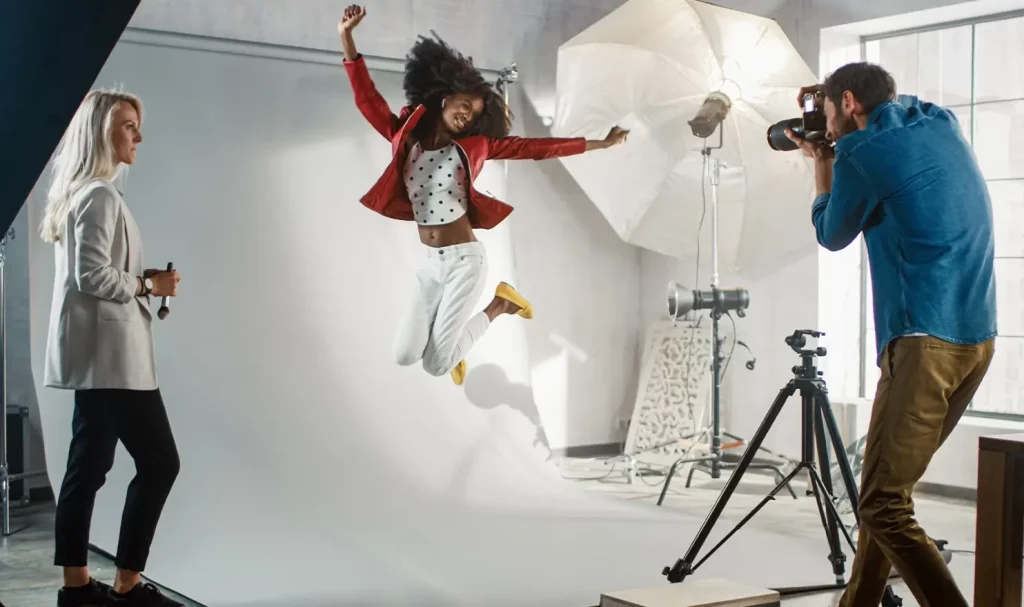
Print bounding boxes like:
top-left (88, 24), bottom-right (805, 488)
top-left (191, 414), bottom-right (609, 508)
top-left (451, 360), bottom-right (467, 385)
top-left (495, 282), bottom-right (533, 319)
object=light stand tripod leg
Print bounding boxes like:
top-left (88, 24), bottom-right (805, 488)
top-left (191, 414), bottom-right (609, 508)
top-left (657, 454), bottom-right (716, 506)
top-left (658, 460), bottom-right (683, 506)
top-left (663, 382), bottom-right (797, 583)
top-left (686, 461), bottom-right (799, 498)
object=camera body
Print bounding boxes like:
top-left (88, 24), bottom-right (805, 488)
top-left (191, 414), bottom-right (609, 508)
top-left (766, 91), bottom-right (830, 152)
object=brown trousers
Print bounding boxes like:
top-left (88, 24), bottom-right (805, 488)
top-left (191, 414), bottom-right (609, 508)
top-left (839, 335), bottom-right (994, 607)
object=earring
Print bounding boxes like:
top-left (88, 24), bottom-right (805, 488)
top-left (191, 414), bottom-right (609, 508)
top-left (441, 98), bottom-right (446, 108)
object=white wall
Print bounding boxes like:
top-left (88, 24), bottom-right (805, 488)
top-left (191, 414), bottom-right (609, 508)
top-left (25, 36), bottom-right (841, 607)
top-left (7, 0), bottom-right (792, 484)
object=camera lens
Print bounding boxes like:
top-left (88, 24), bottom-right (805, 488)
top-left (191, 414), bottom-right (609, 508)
top-left (766, 117), bottom-right (803, 151)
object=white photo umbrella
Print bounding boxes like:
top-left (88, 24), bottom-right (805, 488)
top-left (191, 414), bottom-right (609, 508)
top-left (552, 0), bottom-right (818, 278)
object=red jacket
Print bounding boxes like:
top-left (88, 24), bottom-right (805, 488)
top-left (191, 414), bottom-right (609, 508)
top-left (343, 55), bottom-right (588, 230)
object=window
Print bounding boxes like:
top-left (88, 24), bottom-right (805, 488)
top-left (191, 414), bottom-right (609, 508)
top-left (855, 13), bottom-right (1024, 417)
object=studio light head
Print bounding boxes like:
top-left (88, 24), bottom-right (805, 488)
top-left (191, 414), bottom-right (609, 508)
top-left (688, 91), bottom-right (732, 139)
top-left (667, 282), bottom-right (750, 320)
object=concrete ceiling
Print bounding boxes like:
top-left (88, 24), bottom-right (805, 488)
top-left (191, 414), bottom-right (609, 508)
top-left (128, 0), bottom-right (792, 119)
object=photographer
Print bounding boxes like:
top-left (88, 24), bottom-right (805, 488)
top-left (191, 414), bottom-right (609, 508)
top-left (786, 63), bottom-right (996, 607)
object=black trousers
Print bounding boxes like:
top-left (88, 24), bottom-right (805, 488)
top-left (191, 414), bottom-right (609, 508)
top-left (54, 389), bottom-right (180, 572)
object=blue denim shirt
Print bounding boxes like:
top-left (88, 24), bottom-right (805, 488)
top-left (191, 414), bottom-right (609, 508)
top-left (812, 95), bottom-right (997, 365)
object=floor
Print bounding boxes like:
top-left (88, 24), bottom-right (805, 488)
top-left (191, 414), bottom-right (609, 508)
top-left (561, 459), bottom-right (979, 606)
top-left (0, 503), bottom-right (197, 607)
top-left (0, 465), bottom-right (977, 607)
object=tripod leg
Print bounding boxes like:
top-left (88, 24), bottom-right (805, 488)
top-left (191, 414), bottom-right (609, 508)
top-left (814, 400), bottom-right (847, 583)
top-left (663, 382), bottom-right (798, 583)
top-left (817, 387), bottom-right (861, 523)
top-left (807, 468), bottom-right (858, 556)
top-left (816, 386), bottom-right (905, 606)
top-left (691, 464), bottom-right (807, 574)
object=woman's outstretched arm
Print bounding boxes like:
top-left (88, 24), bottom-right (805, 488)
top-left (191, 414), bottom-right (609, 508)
top-left (339, 5), bottom-right (400, 140)
top-left (485, 126), bottom-right (629, 161)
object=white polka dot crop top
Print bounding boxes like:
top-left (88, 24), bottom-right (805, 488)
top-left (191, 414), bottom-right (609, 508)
top-left (403, 141), bottom-right (469, 226)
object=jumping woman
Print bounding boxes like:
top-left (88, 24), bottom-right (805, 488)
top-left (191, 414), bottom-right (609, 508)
top-left (338, 4), bottom-right (628, 385)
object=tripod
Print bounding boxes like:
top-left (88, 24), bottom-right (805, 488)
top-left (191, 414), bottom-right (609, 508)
top-left (662, 330), bottom-right (903, 605)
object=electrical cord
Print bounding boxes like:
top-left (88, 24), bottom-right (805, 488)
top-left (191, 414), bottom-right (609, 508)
top-left (721, 311), bottom-right (739, 377)
top-left (680, 148), bottom-right (709, 428)
top-left (558, 456), bottom-right (624, 482)
top-left (695, 143), bottom-right (708, 289)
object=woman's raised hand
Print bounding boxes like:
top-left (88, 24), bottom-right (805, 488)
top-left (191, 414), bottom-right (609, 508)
top-left (338, 4), bottom-right (367, 35)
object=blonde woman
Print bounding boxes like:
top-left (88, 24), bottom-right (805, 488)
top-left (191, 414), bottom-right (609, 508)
top-left (42, 89), bottom-right (183, 607)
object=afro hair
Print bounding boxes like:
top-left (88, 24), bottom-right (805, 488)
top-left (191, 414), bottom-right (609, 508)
top-left (403, 32), bottom-right (512, 139)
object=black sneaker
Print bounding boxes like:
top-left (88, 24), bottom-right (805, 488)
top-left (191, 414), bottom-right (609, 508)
top-left (108, 582), bottom-right (184, 607)
top-left (57, 578), bottom-right (114, 607)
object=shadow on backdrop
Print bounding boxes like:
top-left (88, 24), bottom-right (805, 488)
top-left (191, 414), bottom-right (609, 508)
top-left (464, 363), bottom-right (549, 452)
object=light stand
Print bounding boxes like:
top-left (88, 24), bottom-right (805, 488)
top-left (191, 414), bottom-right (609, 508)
top-left (496, 63), bottom-right (518, 167)
top-left (496, 63), bottom-right (518, 108)
top-left (1, 225), bottom-right (14, 536)
top-left (495, 63), bottom-right (521, 280)
top-left (0, 226), bottom-right (46, 536)
top-left (656, 110), bottom-right (797, 506)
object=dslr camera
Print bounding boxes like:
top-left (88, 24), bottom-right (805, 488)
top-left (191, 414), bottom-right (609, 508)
top-left (766, 91), bottom-right (830, 151)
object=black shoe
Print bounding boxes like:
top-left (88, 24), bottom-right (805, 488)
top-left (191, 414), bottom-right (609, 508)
top-left (57, 578), bottom-right (114, 607)
top-left (108, 582), bottom-right (184, 607)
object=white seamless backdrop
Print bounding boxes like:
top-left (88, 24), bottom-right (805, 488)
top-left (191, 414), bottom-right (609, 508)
top-left (27, 37), bottom-right (835, 606)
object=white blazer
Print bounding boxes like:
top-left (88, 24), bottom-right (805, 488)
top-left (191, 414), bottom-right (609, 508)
top-left (44, 179), bottom-right (158, 391)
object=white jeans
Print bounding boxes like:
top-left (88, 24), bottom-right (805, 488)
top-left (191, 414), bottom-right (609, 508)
top-left (394, 241), bottom-right (491, 376)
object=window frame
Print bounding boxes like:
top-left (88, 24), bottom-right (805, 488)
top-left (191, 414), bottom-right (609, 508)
top-left (855, 10), bottom-right (1024, 420)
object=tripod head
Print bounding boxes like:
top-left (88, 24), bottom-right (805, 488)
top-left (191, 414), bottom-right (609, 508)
top-left (786, 329), bottom-right (827, 356)
top-left (786, 330), bottom-right (826, 379)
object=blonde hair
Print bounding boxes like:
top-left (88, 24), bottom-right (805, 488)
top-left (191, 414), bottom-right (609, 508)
top-left (40, 89), bottom-right (143, 243)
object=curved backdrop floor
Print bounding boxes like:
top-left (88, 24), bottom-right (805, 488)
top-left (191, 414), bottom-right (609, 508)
top-left (27, 33), bottom-right (833, 606)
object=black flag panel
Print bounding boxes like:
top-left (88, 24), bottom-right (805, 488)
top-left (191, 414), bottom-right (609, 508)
top-left (0, 0), bottom-right (141, 233)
